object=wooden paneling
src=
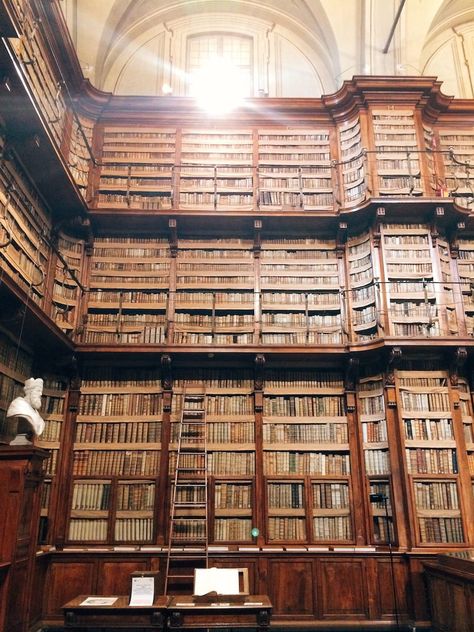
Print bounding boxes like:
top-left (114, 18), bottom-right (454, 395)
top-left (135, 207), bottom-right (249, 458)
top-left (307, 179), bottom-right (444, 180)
top-left (267, 559), bottom-right (315, 619)
top-left (99, 559), bottom-right (149, 595)
top-left (375, 558), bottom-right (409, 619)
top-left (319, 559), bottom-right (368, 619)
top-left (45, 561), bottom-right (95, 619)
top-left (425, 559), bottom-right (474, 632)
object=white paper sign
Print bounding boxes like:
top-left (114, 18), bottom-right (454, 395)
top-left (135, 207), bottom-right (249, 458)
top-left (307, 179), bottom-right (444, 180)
top-left (129, 576), bottom-right (154, 606)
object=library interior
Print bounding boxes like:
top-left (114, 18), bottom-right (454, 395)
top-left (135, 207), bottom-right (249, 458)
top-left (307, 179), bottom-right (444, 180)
top-left (0, 0), bottom-right (474, 630)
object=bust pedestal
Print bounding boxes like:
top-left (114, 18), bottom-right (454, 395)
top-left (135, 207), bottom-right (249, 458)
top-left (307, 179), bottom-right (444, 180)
top-left (0, 446), bottom-right (48, 632)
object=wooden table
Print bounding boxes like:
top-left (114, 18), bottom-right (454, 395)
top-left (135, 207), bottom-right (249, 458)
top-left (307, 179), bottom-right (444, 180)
top-left (167, 595), bottom-right (272, 630)
top-left (62, 595), bottom-right (169, 630)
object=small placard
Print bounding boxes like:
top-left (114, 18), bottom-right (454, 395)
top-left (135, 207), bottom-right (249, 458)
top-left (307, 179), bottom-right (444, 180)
top-left (80, 597), bottom-right (118, 606)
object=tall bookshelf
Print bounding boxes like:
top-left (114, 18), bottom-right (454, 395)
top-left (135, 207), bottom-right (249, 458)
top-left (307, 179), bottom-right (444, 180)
top-left (337, 117), bottom-right (367, 206)
top-left (51, 233), bottom-right (84, 336)
top-left (96, 127), bottom-right (176, 210)
top-left (171, 369), bottom-right (255, 543)
top-left (381, 223), bottom-right (441, 337)
top-left (457, 238), bottom-right (474, 335)
top-left (174, 238), bottom-right (255, 345)
top-left (260, 238), bottom-right (344, 345)
top-left (357, 373), bottom-right (393, 543)
top-left (9, 3), bottom-right (67, 148)
top-left (68, 366), bottom-right (163, 544)
top-left (371, 108), bottom-right (422, 197)
top-left (257, 129), bottom-right (334, 210)
top-left (397, 368), bottom-right (466, 546)
top-left (179, 129), bottom-right (253, 210)
top-left (438, 129), bottom-right (474, 208)
top-left (262, 369), bottom-right (352, 543)
top-left (67, 115), bottom-right (94, 198)
top-left (36, 372), bottom-right (68, 541)
top-left (0, 148), bottom-right (51, 308)
top-left (346, 231), bottom-right (379, 342)
top-left (84, 237), bottom-right (169, 345)
top-left (459, 376), bottom-right (474, 498)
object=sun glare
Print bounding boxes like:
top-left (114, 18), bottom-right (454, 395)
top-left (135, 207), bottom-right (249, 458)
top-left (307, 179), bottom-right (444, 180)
top-left (190, 58), bottom-right (247, 114)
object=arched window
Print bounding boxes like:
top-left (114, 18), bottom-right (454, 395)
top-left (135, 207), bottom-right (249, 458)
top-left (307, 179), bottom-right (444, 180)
top-left (186, 33), bottom-right (253, 96)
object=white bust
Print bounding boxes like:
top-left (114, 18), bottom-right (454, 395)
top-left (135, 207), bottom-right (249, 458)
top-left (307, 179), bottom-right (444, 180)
top-left (6, 377), bottom-right (45, 438)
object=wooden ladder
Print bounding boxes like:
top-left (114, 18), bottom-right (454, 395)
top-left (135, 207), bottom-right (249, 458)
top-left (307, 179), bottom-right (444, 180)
top-left (164, 387), bottom-right (208, 595)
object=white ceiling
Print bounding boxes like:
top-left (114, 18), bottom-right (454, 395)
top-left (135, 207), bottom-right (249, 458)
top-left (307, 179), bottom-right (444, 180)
top-left (61, 0), bottom-right (474, 98)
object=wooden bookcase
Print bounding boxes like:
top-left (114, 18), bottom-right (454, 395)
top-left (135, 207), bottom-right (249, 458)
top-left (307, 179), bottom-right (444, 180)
top-left (438, 128), bottom-right (474, 208)
top-left (51, 233), bottom-right (84, 336)
top-left (262, 369), bottom-right (352, 543)
top-left (396, 368), bottom-right (466, 546)
top-left (96, 126), bottom-right (176, 210)
top-left (257, 129), bottom-right (334, 211)
top-left (171, 369), bottom-right (256, 544)
top-left (67, 367), bottom-right (163, 544)
top-left (370, 108), bottom-right (423, 197)
top-left (260, 238), bottom-right (344, 345)
top-left (84, 237), bottom-right (170, 345)
top-left (357, 374), bottom-right (394, 544)
top-left (381, 223), bottom-right (442, 338)
top-left (174, 238), bottom-right (255, 345)
top-left (179, 129), bottom-right (253, 211)
top-left (346, 231), bottom-right (379, 342)
top-left (337, 117), bottom-right (367, 206)
top-left (0, 147), bottom-right (51, 309)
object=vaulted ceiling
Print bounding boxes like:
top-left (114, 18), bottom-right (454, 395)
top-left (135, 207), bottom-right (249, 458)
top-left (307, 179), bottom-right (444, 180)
top-left (61, 0), bottom-right (474, 98)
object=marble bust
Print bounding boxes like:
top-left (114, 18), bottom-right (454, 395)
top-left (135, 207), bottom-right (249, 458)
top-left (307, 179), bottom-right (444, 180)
top-left (5, 377), bottom-right (45, 443)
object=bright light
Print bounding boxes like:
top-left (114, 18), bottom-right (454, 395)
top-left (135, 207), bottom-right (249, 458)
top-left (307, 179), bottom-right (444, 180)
top-left (190, 58), bottom-right (247, 114)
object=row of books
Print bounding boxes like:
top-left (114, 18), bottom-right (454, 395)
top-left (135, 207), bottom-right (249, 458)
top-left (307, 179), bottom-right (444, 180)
top-left (78, 393), bottom-right (163, 416)
top-left (313, 483), bottom-right (351, 509)
top-left (268, 483), bottom-right (304, 508)
top-left (214, 518), bottom-right (252, 541)
top-left (215, 483), bottom-right (252, 509)
top-left (71, 482), bottom-right (111, 511)
top-left (263, 423), bottom-right (348, 443)
top-left (405, 448), bottom-right (458, 474)
top-left (313, 516), bottom-right (352, 540)
top-left (168, 452), bottom-right (255, 476)
top-left (260, 332), bottom-right (344, 344)
top-left (82, 327), bottom-right (167, 344)
top-left (418, 517), bottom-right (464, 543)
top-left (41, 419), bottom-right (63, 443)
top-left (68, 519), bottom-right (108, 542)
top-left (178, 422), bottom-right (255, 444)
top-left (268, 517), bottom-right (306, 541)
top-left (413, 481), bottom-right (459, 510)
top-left (115, 518), bottom-right (154, 542)
top-left (400, 391), bottom-right (450, 413)
top-left (359, 397), bottom-right (385, 415)
top-left (361, 421), bottom-right (388, 443)
top-left (263, 452), bottom-right (350, 476)
top-left (75, 421), bottom-right (161, 445)
top-left (364, 450), bottom-right (390, 475)
top-left (72, 450), bottom-right (160, 476)
top-left (263, 395), bottom-right (345, 417)
top-left (404, 418), bottom-right (454, 441)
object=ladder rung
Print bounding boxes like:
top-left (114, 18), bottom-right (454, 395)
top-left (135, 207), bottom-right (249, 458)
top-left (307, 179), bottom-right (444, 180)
top-left (176, 482), bottom-right (206, 487)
